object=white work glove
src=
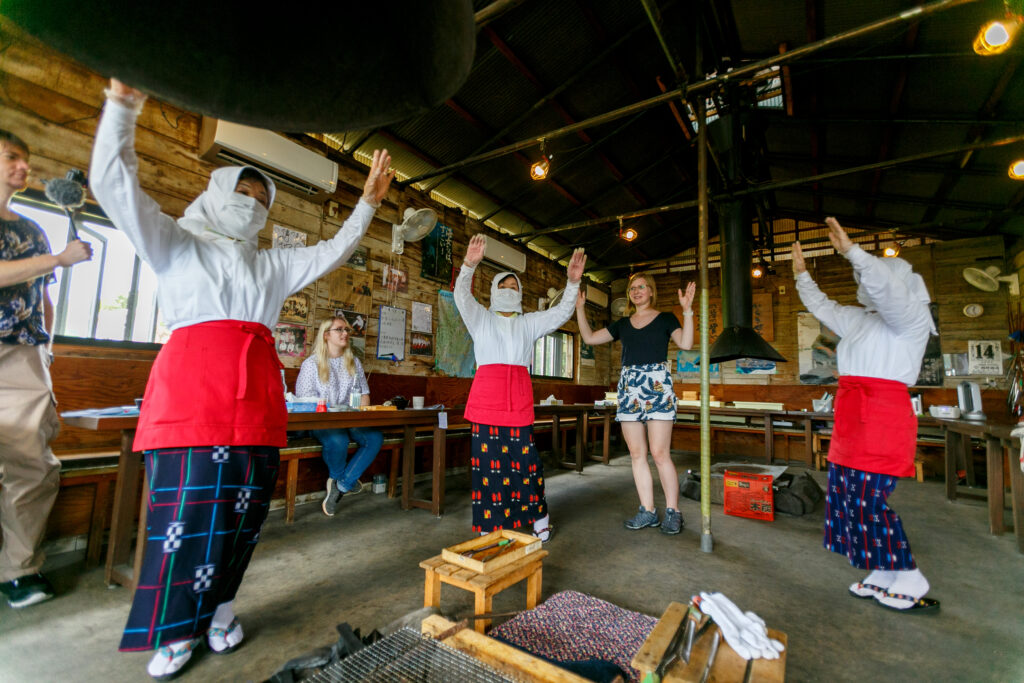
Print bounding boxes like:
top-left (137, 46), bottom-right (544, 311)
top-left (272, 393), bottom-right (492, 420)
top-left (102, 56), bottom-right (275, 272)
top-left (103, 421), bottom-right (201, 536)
top-left (1012, 424), bottom-right (1024, 474)
top-left (696, 592), bottom-right (785, 661)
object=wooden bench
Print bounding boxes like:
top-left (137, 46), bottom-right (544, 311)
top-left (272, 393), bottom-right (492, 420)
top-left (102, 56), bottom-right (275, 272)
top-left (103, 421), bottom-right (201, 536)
top-left (54, 458), bottom-right (119, 568)
top-left (811, 430), bottom-right (937, 482)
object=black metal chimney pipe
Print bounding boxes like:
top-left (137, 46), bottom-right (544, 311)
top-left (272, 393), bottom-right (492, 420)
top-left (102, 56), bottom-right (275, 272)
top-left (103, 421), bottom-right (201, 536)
top-left (707, 112), bottom-right (785, 364)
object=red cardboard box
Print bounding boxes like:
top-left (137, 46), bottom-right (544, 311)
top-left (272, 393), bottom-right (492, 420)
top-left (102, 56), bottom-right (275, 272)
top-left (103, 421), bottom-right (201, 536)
top-left (723, 470), bottom-right (774, 521)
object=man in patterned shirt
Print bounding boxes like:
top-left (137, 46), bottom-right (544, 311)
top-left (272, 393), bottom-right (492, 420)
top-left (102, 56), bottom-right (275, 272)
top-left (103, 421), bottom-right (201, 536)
top-left (0, 130), bottom-right (91, 608)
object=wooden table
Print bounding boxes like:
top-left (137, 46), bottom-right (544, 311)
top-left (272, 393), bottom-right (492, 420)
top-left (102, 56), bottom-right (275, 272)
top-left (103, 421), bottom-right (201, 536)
top-left (675, 406), bottom-right (832, 465)
top-left (534, 403), bottom-right (599, 473)
top-left (63, 408), bottom-right (446, 590)
top-left (933, 416), bottom-right (1024, 553)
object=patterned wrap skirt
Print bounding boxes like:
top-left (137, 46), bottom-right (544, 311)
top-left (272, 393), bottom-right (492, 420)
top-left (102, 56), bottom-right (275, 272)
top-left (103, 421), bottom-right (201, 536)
top-left (616, 363), bottom-right (676, 422)
top-left (119, 445), bottom-right (279, 651)
top-left (470, 424), bottom-right (545, 533)
top-left (823, 462), bottom-right (916, 571)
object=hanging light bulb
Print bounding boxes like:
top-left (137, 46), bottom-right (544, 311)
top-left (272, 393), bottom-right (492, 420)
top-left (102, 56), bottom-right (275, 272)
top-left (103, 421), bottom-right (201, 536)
top-left (530, 140), bottom-right (550, 180)
top-left (974, 17), bottom-right (1021, 55)
top-left (618, 218), bottom-right (638, 241)
top-left (530, 156), bottom-right (550, 180)
top-left (1009, 159), bottom-right (1024, 180)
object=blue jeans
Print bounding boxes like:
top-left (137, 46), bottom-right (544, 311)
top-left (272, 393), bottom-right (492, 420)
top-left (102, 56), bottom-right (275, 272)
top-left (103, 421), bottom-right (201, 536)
top-left (312, 428), bottom-right (383, 492)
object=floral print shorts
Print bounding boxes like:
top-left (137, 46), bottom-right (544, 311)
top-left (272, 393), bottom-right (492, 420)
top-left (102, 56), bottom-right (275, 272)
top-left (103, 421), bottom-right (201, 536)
top-left (616, 363), bottom-right (676, 422)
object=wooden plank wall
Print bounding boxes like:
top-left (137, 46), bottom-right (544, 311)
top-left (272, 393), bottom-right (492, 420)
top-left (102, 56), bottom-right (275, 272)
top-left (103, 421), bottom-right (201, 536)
top-left (606, 237), bottom-right (1012, 412)
top-left (0, 25), bottom-right (614, 452)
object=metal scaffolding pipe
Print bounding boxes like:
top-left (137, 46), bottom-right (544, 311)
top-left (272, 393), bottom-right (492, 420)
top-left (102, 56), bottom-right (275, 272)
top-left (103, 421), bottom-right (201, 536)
top-left (513, 129), bottom-right (1024, 240)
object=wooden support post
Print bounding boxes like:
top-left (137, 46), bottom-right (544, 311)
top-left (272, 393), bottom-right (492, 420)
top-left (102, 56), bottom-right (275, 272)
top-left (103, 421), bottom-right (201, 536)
top-left (987, 437), bottom-right (1005, 535)
top-left (285, 458), bottom-right (299, 525)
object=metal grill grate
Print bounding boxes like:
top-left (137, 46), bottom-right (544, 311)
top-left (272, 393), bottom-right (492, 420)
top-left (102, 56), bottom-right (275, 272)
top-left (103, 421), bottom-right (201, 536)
top-left (307, 628), bottom-right (519, 682)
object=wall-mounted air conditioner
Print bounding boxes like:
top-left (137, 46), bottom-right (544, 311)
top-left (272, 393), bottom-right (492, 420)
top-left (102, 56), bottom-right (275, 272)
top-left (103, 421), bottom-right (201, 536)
top-left (199, 117), bottom-right (338, 200)
top-left (586, 285), bottom-right (608, 308)
top-left (484, 238), bottom-right (526, 272)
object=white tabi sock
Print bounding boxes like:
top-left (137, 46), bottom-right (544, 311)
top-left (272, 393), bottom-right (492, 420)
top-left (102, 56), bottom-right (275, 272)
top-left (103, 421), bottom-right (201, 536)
top-left (533, 515), bottom-right (551, 542)
top-left (212, 601), bottom-right (235, 630)
top-left (876, 568), bottom-right (930, 609)
top-left (849, 570), bottom-right (897, 597)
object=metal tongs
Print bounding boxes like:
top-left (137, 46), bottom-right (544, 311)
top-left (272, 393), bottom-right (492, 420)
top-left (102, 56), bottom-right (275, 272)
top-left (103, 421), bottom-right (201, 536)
top-left (646, 606), bottom-right (713, 682)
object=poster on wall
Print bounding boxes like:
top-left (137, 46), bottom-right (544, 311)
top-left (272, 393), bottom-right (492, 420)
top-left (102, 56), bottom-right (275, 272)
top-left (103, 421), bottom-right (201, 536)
top-left (328, 269), bottom-right (372, 315)
top-left (346, 246), bottom-right (368, 271)
top-left (967, 339), bottom-right (1003, 375)
top-left (675, 349), bottom-right (720, 381)
top-left (420, 222), bottom-right (453, 283)
top-left (350, 337), bottom-right (366, 361)
top-left (410, 332), bottom-right (434, 357)
top-left (336, 309), bottom-right (367, 337)
top-left (412, 301), bottom-right (433, 333)
top-left (272, 225), bottom-right (306, 249)
top-left (797, 311), bottom-right (838, 385)
top-left (435, 290), bottom-right (476, 377)
top-left (915, 303), bottom-right (943, 386)
top-left (580, 341), bottom-right (595, 367)
top-left (279, 293), bottom-right (309, 324)
top-left (674, 292), bottom-right (774, 345)
top-left (735, 358), bottom-right (777, 375)
top-left (376, 305), bottom-right (406, 361)
top-left (274, 323), bottom-right (306, 358)
top-left (383, 265), bottom-right (409, 293)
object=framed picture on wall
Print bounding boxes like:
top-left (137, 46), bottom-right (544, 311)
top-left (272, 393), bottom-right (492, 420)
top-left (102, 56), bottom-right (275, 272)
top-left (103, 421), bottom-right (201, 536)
top-left (420, 222), bottom-right (453, 282)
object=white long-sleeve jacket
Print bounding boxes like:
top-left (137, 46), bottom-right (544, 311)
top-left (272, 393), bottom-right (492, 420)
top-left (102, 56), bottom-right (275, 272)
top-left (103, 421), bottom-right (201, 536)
top-left (89, 99), bottom-right (376, 331)
top-left (795, 245), bottom-right (934, 386)
top-left (454, 264), bottom-right (579, 368)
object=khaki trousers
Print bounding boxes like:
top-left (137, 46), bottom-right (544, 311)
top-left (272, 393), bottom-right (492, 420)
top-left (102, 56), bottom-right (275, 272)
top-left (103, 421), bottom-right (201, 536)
top-left (0, 344), bottom-right (61, 582)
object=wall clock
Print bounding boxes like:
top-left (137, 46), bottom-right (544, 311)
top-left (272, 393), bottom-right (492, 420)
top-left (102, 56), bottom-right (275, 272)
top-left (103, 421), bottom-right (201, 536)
top-left (962, 303), bottom-right (984, 318)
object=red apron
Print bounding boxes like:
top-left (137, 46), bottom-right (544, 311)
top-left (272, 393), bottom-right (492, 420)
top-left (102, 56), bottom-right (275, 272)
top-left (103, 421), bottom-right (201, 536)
top-left (464, 364), bottom-right (534, 427)
top-left (133, 320), bottom-right (286, 451)
top-left (828, 375), bottom-right (916, 478)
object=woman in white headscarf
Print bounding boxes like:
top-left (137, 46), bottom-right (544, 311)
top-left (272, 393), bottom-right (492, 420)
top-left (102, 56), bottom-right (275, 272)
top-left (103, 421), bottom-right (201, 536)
top-left (794, 217), bottom-right (939, 614)
top-left (90, 79), bottom-right (394, 679)
top-left (454, 234), bottom-right (585, 541)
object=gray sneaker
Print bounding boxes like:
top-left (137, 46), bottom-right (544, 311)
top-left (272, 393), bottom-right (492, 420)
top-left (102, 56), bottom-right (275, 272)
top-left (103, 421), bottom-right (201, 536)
top-left (624, 506), bottom-right (660, 530)
top-left (322, 478), bottom-right (344, 516)
top-left (661, 508), bottom-right (684, 535)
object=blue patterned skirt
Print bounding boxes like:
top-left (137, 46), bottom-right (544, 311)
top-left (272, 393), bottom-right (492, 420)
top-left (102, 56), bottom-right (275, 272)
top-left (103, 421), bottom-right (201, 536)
top-left (824, 462), bottom-right (916, 571)
top-left (616, 363), bottom-right (676, 422)
top-left (119, 445), bottom-right (279, 651)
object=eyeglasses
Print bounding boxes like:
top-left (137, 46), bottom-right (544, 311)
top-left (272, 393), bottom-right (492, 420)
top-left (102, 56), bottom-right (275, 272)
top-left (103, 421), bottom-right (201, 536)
top-left (328, 327), bottom-right (349, 334)
top-left (629, 284), bottom-right (647, 292)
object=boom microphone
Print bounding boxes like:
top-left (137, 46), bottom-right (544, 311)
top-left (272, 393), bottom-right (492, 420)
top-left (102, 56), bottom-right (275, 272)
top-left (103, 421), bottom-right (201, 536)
top-left (43, 169), bottom-right (87, 240)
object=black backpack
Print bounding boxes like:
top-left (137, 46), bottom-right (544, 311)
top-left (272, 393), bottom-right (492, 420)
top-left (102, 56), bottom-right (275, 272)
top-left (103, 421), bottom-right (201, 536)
top-left (773, 472), bottom-right (824, 516)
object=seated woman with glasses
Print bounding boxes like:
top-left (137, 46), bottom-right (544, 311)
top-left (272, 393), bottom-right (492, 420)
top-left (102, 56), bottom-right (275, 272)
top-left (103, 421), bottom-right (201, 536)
top-left (295, 317), bottom-right (383, 516)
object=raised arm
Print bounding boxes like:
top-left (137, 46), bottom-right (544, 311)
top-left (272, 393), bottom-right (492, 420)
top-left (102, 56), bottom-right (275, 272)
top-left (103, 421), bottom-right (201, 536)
top-left (524, 248), bottom-right (584, 339)
top-left (671, 281), bottom-right (695, 349)
top-left (453, 234), bottom-right (490, 334)
top-left (575, 291), bottom-right (613, 345)
top-left (89, 79), bottom-right (184, 273)
top-left (827, 217), bottom-right (932, 335)
top-left (792, 239), bottom-right (861, 338)
top-left (272, 149), bottom-right (394, 294)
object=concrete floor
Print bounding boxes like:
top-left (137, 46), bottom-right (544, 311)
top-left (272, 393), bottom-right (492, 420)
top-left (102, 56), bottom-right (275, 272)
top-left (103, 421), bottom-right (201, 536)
top-left (1, 449), bottom-right (1022, 682)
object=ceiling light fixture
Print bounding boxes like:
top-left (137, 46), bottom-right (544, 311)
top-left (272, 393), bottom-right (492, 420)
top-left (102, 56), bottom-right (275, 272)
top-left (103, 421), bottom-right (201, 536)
top-left (1009, 159), bottom-right (1024, 180)
top-left (530, 141), bottom-right (551, 180)
top-left (974, 2), bottom-right (1022, 56)
top-left (752, 262), bottom-right (765, 279)
top-left (619, 218), bottom-right (637, 242)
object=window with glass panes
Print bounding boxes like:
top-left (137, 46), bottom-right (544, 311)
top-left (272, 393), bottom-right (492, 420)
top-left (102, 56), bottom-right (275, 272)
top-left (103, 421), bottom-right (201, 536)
top-left (532, 330), bottom-right (574, 380)
top-left (11, 198), bottom-right (168, 344)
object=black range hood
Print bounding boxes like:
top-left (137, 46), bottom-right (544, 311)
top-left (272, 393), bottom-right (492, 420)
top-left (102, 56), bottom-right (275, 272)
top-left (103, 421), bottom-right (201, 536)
top-left (706, 112), bottom-right (785, 365)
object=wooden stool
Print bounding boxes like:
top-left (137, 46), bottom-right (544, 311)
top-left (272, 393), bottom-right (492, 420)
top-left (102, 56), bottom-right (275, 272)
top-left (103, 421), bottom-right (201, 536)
top-left (420, 550), bottom-right (548, 633)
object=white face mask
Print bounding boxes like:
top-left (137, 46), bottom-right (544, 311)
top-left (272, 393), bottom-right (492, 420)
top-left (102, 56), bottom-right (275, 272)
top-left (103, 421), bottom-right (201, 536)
top-left (490, 287), bottom-right (522, 313)
top-left (209, 193), bottom-right (267, 241)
